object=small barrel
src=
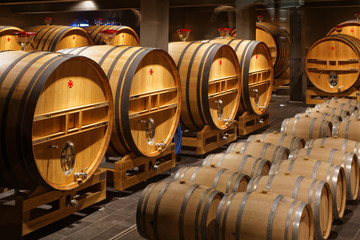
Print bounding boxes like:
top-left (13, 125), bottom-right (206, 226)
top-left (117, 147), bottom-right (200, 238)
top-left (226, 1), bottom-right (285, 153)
top-left (280, 116), bottom-right (332, 141)
top-left (305, 137), bottom-right (360, 157)
top-left (174, 166), bottom-right (250, 193)
top-left (322, 97), bottom-right (360, 109)
top-left (215, 191), bottom-right (314, 240)
top-left (248, 173), bottom-right (332, 240)
top-left (247, 131), bottom-right (305, 151)
top-left (290, 147), bottom-right (359, 200)
top-left (0, 26), bottom-right (34, 51)
top-left (202, 152), bottom-right (271, 178)
top-left (327, 19), bottom-right (360, 39)
top-left (85, 25), bottom-right (139, 46)
top-left (305, 106), bottom-right (349, 119)
top-left (168, 41), bottom-right (241, 131)
top-left (315, 102), bottom-right (356, 114)
top-left (333, 120), bottom-right (360, 143)
top-left (26, 25), bottom-right (93, 51)
top-left (59, 45), bottom-right (181, 157)
top-left (295, 112), bottom-right (342, 124)
top-left (305, 34), bottom-right (360, 93)
top-left (210, 39), bottom-right (273, 115)
top-left (227, 141), bottom-right (289, 163)
top-left (270, 158), bottom-right (346, 219)
top-left (136, 181), bottom-right (223, 240)
top-left (0, 51), bottom-right (113, 190)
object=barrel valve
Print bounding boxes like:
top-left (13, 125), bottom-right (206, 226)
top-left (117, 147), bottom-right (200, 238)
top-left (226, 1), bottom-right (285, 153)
top-left (222, 133), bottom-right (228, 141)
top-left (337, 86), bottom-right (344, 92)
top-left (155, 141), bottom-right (166, 151)
top-left (67, 195), bottom-right (79, 207)
top-left (223, 118), bottom-right (233, 126)
top-left (153, 164), bottom-right (159, 171)
top-left (74, 168), bottom-right (88, 182)
top-left (259, 118), bottom-right (264, 124)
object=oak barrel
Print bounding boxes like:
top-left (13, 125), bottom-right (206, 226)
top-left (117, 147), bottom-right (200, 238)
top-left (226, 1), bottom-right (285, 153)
top-left (305, 34), bottom-right (360, 93)
top-left (306, 137), bottom-right (360, 157)
top-left (345, 111), bottom-right (360, 121)
top-left (0, 51), bottom-right (113, 190)
top-left (231, 22), bottom-right (290, 78)
top-left (270, 159), bottom-right (346, 219)
top-left (327, 20), bottom-right (360, 39)
top-left (289, 147), bottom-right (359, 200)
top-left (322, 97), bottom-right (360, 109)
top-left (0, 26), bottom-right (34, 51)
top-left (202, 152), bottom-right (271, 178)
top-left (85, 25), bottom-right (139, 46)
top-left (280, 116), bottom-right (332, 141)
top-left (227, 141), bottom-right (289, 163)
top-left (333, 120), bottom-right (360, 143)
top-left (248, 173), bottom-right (332, 240)
top-left (305, 106), bottom-right (349, 119)
top-left (26, 25), bottom-right (93, 51)
top-left (247, 131), bottom-right (305, 151)
top-left (215, 191), bottom-right (314, 240)
top-left (295, 112), bottom-right (342, 124)
top-left (168, 41), bottom-right (240, 131)
top-left (210, 39), bottom-right (273, 115)
top-left (315, 101), bottom-right (356, 114)
top-left (174, 166), bottom-right (250, 193)
top-left (136, 181), bottom-right (223, 240)
top-left (59, 45), bottom-right (181, 157)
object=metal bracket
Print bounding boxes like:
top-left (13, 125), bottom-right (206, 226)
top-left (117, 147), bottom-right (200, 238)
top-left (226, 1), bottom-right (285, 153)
top-left (214, 99), bottom-right (223, 120)
top-left (253, 89), bottom-right (259, 107)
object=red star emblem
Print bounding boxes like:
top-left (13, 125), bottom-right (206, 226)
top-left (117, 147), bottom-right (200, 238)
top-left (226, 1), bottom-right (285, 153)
top-left (219, 60), bottom-right (222, 66)
top-left (331, 46), bottom-right (335, 50)
top-left (351, 29), bottom-right (354, 33)
top-left (256, 55), bottom-right (258, 59)
top-left (149, 68), bottom-right (153, 75)
top-left (122, 34), bottom-right (124, 38)
top-left (73, 36), bottom-right (76, 40)
top-left (7, 37), bottom-right (10, 42)
top-left (68, 80), bottom-right (74, 88)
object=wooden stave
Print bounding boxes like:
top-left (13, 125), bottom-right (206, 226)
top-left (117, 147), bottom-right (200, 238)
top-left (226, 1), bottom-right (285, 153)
top-left (215, 191), bottom-right (314, 240)
top-left (85, 25), bottom-right (139, 46)
top-left (289, 147), bottom-right (359, 200)
top-left (202, 152), bottom-right (271, 178)
top-left (270, 159), bottom-right (346, 219)
top-left (280, 116), bottom-right (333, 141)
top-left (174, 166), bottom-right (250, 193)
top-left (26, 25), bottom-right (94, 52)
top-left (248, 173), bottom-right (332, 240)
top-left (305, 137), bottom-right (360, 159)
top-left (226, 141), bottom-right (290, 163)
top-left (305, 34), bottom-right (360, 93)
top-left (305, 106), bottom-right (349, 119)
top-left (136, 181), bottom-right (223, 240)
top-left (333, 120), bottom-right (360, 143)
top-left (327, 20), bottom-right (360, 38)
top-left (0, 51), bottom-right (113, 190)
top-left (59, 45), bottom-right (181, 157)
top-left (168, 41), bottom-right (241, 131)
top-left (210, 39), bottom-right (273, 115)
top-left (247, 131), bottom-right (305, 152)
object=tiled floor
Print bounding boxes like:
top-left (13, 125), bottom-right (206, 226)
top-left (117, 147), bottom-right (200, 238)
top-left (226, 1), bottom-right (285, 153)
top-left (18, 94), bottom-right (360, 239)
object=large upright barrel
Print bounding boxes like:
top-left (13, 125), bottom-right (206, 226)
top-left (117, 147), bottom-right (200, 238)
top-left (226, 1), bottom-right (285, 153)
top-left (85, 25), bottom-right (139, 46)
top-left (168, 42), bottom-right (240, 131)
top-left (59, 45), bottom-right (181, 157)
top-left (305, 34), bottom-right (360, 93)
top-left (26, 25), bottom-right (93, 51)
top-left (0, 26), bottom-right (34, 51)
top-left (0, 51), bottom-right (113, 190)
top-left (210, 39), bottom-right (273, 115)
top-left (327, 19), bottom-right (360, 39)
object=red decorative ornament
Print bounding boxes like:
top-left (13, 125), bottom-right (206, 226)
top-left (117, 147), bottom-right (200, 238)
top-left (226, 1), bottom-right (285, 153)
top-left (122, 34), bottom-right (124, 38)
top-left (351, 29), bottom-right (354, 32)
top-left (68, 80), bottom-right (74, 88)
top-left (73, 36), bottom-right (76, 40)
top-left (256, 55), bottom-right (258, 59)
top-left (219, 60), bottom-right (222, 66)
top-left (149, 68), bottom-right (153, 75)
top-left (7, 37), bottom-right (10, 42)
top-left (331, 46), bottom-right (335, 50)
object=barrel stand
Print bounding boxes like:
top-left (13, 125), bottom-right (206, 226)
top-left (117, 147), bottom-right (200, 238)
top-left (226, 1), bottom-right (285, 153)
top-left (0, 169), bottom-right (106, 239)
top-left (181, 123), bottom-right (238, 155)
top-left (102, 143), bottom-right (176, 191)
top-left (306, 86), bottom-right (360, 104)
top-left (237, 111), bottom-right (270, 136)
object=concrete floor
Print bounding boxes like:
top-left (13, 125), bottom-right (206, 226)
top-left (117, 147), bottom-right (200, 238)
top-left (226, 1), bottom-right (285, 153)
top-left (22, 94), bottom-right (360, 240)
